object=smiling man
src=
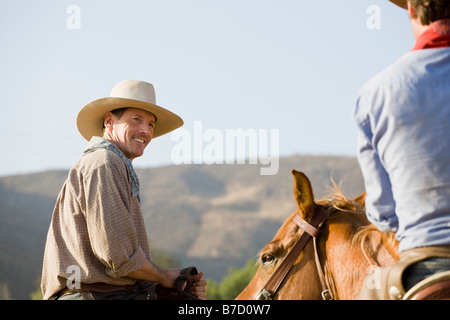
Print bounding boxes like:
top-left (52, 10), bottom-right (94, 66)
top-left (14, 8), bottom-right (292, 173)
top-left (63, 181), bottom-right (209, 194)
top-left (103, 108), bottom-right (155, 160)
top-left (41, 80), bottom-right (207, 300)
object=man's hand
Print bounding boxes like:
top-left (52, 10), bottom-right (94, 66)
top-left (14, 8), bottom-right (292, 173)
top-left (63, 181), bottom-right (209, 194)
top-left (189, 272), bottom-right (207, 300)
top-left (127, 261), bottom-right (207, 299)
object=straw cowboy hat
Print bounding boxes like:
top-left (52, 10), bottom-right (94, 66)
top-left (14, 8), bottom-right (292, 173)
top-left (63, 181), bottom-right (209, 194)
top-left (390, 0), bottom-right (407, 9)
top-left (77, 80), bottom-right (184, 141)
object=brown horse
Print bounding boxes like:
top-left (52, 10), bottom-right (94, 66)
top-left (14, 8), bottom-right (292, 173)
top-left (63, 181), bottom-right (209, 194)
top-left (236, 170), bottom-right (399, 300)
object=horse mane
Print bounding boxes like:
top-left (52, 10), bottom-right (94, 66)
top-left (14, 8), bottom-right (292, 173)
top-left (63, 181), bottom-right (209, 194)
top-left (317, 178), bottom-right (400, 262)
top-left (316, 178), bottom-right (365, 214)
top-left (353, 225), bottom-right (400, 262)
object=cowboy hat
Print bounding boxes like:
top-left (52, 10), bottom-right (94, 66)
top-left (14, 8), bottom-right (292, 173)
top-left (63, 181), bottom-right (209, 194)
top-left (77, 80), bottom-right (184, 141)
top-left (389, 0), bottom-right (407, 9)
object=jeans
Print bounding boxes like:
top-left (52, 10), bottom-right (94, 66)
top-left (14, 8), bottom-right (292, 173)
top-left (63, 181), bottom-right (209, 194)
top-left (58, 292), bottom-right (86, 300)
top-left (402, 257), bottom-right (450, 291)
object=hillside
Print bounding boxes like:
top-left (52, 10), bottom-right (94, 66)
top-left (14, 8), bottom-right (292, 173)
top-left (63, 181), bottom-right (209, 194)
top-left (0, 155), bottom-right (364, 299)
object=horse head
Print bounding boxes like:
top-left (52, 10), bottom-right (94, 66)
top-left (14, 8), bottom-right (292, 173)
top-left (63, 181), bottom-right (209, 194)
top-left (236, 170), bottom-right (398, 300)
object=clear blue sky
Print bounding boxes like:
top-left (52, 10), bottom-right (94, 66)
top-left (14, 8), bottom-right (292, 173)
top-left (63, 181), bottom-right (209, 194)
top-left (0, 0), bottom-right (414, 176)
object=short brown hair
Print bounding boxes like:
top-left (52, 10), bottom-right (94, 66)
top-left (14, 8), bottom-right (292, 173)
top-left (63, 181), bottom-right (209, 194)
top-left (409, 0), bottom-right (450, 25)
top-left (102, 107), bottom-right (128, 129)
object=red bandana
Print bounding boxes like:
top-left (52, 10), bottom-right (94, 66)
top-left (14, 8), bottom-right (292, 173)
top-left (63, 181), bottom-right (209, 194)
top-left (412, 19), bottom-right (450, 51)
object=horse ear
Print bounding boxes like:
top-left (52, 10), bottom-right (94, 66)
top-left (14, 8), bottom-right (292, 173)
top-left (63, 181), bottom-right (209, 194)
top-left (292, 169), bottom-right (315, 222)
top-left (353, 192), bottom-right (366, 210)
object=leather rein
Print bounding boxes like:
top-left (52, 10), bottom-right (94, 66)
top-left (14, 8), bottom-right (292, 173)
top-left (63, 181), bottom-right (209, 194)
top-left (254, 204), bottom-right (334, 300)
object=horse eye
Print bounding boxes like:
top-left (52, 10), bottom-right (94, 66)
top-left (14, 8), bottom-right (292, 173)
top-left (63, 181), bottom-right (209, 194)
top-left (261, 254), bottom-right (275, 265)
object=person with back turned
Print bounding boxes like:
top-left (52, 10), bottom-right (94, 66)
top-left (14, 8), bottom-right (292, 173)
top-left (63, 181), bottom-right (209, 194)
top-left (354, 0), bottom-right (450, 299)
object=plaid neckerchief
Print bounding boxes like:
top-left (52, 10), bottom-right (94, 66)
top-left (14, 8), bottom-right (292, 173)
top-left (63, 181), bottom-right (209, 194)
top-left (83, 136), bottom-right (140, 202)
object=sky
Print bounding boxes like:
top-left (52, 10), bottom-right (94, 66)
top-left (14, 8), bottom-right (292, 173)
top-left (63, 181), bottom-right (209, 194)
top-left (0, 0), bottom-right (414, 177)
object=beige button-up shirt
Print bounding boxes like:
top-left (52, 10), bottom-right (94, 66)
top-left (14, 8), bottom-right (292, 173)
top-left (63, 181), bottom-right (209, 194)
top-left (41, 149), bottom-right (151, 299)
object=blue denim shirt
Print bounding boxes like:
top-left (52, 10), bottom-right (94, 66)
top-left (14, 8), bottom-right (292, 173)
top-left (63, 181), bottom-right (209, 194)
top-left (353, 47), bottom-right (450, 252)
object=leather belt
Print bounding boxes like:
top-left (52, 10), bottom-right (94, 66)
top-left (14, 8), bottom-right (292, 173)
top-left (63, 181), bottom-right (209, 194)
top-left (58, 282), bottom-right (140, 297)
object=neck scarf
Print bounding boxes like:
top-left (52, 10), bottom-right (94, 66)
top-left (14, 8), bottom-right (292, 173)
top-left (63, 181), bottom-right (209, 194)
top-left (83, 136), bottom-right (140, 202)
top-left (412, 19), bottom-right (450, 51)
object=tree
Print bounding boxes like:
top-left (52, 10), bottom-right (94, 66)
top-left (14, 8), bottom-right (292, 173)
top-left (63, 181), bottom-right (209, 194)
top-left (207, 259), bottom-right (258, 300)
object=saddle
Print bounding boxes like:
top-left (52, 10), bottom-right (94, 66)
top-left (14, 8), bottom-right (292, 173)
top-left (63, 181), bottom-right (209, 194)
top-left (360, 246), bottom-right (450, 300)
top-left (403, 270), bottom-right (450, 300)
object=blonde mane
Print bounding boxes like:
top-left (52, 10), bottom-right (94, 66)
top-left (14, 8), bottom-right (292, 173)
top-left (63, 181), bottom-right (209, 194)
top-left (316, 178), bottom-right (365, 213)
top-left (318, 179), bottom-right (400, 263)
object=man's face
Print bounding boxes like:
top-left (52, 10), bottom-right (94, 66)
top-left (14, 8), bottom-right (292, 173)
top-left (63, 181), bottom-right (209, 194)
top-left (103, 108), bottom-right (156, 160)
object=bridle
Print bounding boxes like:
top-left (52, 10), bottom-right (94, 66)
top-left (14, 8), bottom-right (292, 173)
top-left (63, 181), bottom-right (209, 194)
top-left (254, 204), bottom-right (333, 300)
top-left (254, 204), bottom-right (334, 300)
